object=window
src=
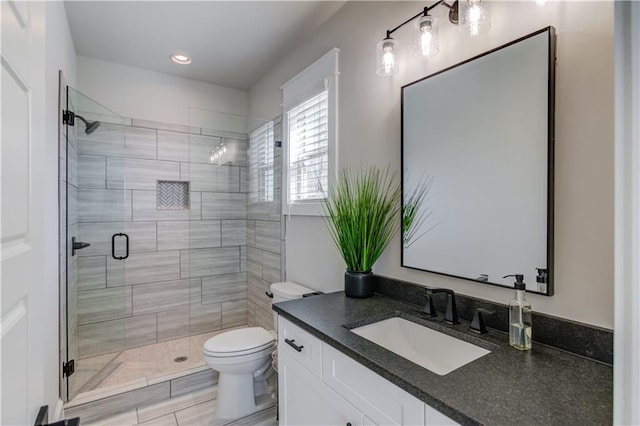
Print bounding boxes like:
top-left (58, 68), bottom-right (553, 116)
top-left (288, 91), bottom-right (328, 203)
top-left (249, 121), bottom-right (274, 203)
top-left (282, 48), bottom-right (339, 216)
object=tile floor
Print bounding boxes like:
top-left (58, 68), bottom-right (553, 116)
top-left (72, 327), bottom-right (245, 398)
top-left (83, 386), bottom-right (278, 426)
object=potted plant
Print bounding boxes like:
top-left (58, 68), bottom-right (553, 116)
top-left (323, 165), bottom-right (429, 298)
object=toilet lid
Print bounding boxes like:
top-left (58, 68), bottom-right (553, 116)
top-left (204, 327), bottom-right (275, 355)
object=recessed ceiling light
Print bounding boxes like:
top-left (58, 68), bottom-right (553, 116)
top-left (171, 54), bottom-right (191, 65)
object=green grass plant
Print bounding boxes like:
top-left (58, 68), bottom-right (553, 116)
top-left (403, 175), bottom-right (434, 248)
top-left (323, 165), bottom-right (402, 273)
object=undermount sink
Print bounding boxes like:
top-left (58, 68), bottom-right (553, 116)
top-left (351, 317), bottom-right (490, 376)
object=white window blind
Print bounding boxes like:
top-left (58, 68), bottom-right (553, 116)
top-left (249, 121), bottom-right (274, 203)
top-left (282, 47), bottom-right (338, 216)
top-left (287, 90), bottom-right (329, 203)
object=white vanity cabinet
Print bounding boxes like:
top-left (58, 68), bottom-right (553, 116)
top-left (279, 351), bottom-right (363, 426)
top-left (278, 317), bottom-right (361, 425)
top-left (277, 316), bottom-right (459, 426)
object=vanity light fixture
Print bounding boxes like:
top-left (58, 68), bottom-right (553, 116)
top-left (376, 0), bottom-right (491, 76)
top-left (171, 53), bottom-right (192, 65)
top-left (210, 143), bottom-right (227, 164)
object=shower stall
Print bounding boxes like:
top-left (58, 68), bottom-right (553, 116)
top-left (59, 85), bottom-right (271, 404)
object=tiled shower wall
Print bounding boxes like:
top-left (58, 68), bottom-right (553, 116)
top-left (247, 119), bottom-right (284, 330)
top-left (74, 119), bottom-right (249, 359)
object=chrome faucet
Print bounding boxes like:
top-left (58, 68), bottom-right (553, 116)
top-left (417, 287), bottom-right (459, 325)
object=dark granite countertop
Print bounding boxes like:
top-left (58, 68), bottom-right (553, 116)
top-left (273, 291), bottom-right (613, 426)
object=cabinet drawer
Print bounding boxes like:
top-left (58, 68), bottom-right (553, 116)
top-left (278, 316), bottom-right (323, 378)
top-left (323, 343), bottom-right (425, 426)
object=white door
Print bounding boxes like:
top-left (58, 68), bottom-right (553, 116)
top-left (1, 1), bottom-right (48, 424)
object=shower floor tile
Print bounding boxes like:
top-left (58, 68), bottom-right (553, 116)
top-left (73, 327), bottom-right (245, 397)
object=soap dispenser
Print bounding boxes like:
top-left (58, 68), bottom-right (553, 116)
top-left (504, 274), bottom-right (532, 351)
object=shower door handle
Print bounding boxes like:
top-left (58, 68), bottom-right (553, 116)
top-left (112, 233), bottom-right (129, 260)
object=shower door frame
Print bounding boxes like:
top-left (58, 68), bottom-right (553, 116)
top-left (59, 81), bottom-right (129, 402)
top-left (58, 71), bottom-right (68, 403)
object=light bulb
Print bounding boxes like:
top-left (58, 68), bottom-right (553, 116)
top-left (382, 43), bottom-right (395, 74)
top-left (420, 19), bottom-right (432, 56)
top-left (468, 4), bottom-right (481, 36)
top-left (420, 31), bottom-right (432, 56)
top-left (461, 0), bottom-right (490, 37)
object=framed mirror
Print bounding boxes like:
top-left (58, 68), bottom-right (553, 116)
top-left (401, 27), bottom-right (555, 295)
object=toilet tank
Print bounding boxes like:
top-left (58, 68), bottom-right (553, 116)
top-left (270, 281), bottom-right (313, 330)
top-left (271, 281), bottom-right (313, 303)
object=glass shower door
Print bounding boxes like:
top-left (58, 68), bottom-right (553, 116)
top-left (62, 87), bottom-right (129, 401)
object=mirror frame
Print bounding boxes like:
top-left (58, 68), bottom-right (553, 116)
top-left (400, 27), bottom-right (556, 296)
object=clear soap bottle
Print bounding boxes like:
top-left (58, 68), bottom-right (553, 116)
top-left (505, 274), bottom-right (532, 351)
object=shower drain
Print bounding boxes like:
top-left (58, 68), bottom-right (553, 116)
top-left (174, 356), bottom-right (188, 363)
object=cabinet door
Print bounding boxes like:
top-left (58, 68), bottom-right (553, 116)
top-left (280, 351), bottom-right (362, 426)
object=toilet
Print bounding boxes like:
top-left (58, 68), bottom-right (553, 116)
top-left (203, 281), bottom-right (313, 420)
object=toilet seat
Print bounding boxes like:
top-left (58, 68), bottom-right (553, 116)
top-left (204, 327), bottom-right (275, 358)
top-left (204, 341), bottom-right (275, 358)
top-left (204, 345), bottom-right (275, 367)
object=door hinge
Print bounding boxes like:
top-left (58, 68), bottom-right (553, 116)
top-left (63, 359), bottom-right (75, 378)
top-left (62, 110), bottom-right (75, 126)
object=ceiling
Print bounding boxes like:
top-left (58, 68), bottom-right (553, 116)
top-left (64, 1), bottom-right (345, 90)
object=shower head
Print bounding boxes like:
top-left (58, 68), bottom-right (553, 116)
top-left (75, 114), bottom-right (101, 135)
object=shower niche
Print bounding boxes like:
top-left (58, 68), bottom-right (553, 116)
top-left (157, 180), bottom-right (190, 210)
top-left (60, 85), bottom-right (255, 403)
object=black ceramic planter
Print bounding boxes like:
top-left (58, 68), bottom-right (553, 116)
top-left (344, 270), bottom-right (374, 298)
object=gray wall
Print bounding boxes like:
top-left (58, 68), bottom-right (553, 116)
top-left (248, 1), bottom-right (615, 329)
top-left (73, 118), bottom-right (249, 359)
